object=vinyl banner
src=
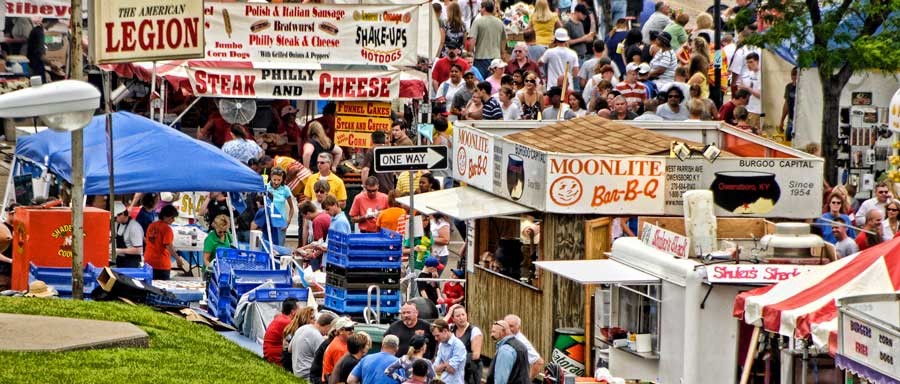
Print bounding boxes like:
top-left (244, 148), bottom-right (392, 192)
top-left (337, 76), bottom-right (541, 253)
top-left (90, 0), bottom-right (205, 64)
top-left (6, 0), bottom-right (82, 18)
top-left (546, 154), bottom-right (666, 214)
top-left (186, 65), bottom-right (401, 101)
top-left (203, 2), bottom-right (419, 66)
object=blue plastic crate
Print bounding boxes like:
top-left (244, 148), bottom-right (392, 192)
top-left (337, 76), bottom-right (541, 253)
top-left (327, 229), bottom-right (403, 249)
top-left (213, 250), bottom-right (274, 288)
top-left (327, 242), bottom-right (401, 260)
top-left (325, 254), bottom-right (402, 269)
top-left (206, 285), bottom-right (231, 317)
top-left (325, 285), bottom-right (401, 301)
top-left (146, 293), bottom-right (189, 308)
top-left (249, 288), bottom-right (309, 303)
top-left (325, 293), bottom-right (401, 308)
top-left (229, 270), bottom-right (293, 296)
top-left (87, 263), bottom-right (153, 284)
top-left (324, 297), bottom-right (401, 314)
top-left (29, 263), bottom-right (98, 297)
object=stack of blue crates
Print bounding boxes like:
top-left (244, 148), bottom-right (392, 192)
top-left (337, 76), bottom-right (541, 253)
top-left (324, 229), bottom-right (403, 315)
top-left (29, 263), bottom-right (155, 298)
top-left (207, 248), bottom-right (292, 324)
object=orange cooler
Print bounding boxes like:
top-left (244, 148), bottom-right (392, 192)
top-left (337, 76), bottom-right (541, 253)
top-left (11, 207), bottom-right (111, 290)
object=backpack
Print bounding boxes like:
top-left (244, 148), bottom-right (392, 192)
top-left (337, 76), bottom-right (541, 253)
top-left (543, 362), bottom-right (567, 384)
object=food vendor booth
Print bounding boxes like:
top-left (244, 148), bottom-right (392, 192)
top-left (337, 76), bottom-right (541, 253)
top-left (439, 116), bottom-right (825, 379)
top-left (736, 238), bottom-right (900, 384)
top-left (836, 293), bottom-right (900, 384)
top-left (6, 112), bottom-right (265, 293)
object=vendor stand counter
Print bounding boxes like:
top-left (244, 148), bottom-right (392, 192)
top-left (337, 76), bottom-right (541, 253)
top-left (536, 236), bottom-right (825, 384)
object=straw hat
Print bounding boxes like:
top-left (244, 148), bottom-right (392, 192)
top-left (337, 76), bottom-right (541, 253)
top-left (25, 280), bottom-right (58, 298)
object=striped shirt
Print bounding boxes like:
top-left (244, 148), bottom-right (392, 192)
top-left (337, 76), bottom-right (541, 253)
top-left (482, 97), bottom-right (503, 120)
top-left (615, 81), bottom-right (647, 107)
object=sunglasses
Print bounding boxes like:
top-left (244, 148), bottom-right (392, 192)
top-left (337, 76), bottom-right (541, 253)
top-left (888, 208), bottom-right (899, 212)
top-left (668, 94), bottom-right (681, 99)
top-left (315, 190), bottom-right (327, 194)
top-left (525, 79), bottom-right (536, 84)
top-left (343, 327), bottom-right (355, 331)
top-left (879, 190), bottom-right (890, 194)
top-left (366, 188), bottom-right (378, 193)
top-left (830, 201), bottom-right (842, 205)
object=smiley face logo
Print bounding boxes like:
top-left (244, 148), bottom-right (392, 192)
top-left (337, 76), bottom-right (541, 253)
top-left (456, 147), bottom-right (467, 176)
top-left (550, 176), bottom-right (583, 206)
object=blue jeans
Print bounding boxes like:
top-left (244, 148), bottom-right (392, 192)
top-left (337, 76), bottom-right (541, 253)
top-left (473, 59), bottom-right (492, 79)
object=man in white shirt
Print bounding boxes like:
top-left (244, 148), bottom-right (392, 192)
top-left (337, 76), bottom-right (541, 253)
top-left (641, 1), bottom-right (672, 44)
top-left (736, 52), bottom-right (762, 129)
top-left (539, 29), bottom-right (579, 91)
top-left (856, 182), bottom-right (893, 226)
top-left (504, 314), bottom-right (544, 379)
top-left (459, 0), bottom-right (481, 30)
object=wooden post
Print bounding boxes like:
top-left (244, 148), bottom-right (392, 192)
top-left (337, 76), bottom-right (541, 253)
top-left (584, 283), bottom-right (594, 376)
top-left (739, 326), bottom-right (761, 384)
top-left (69, 0), bottom-right (85, 300)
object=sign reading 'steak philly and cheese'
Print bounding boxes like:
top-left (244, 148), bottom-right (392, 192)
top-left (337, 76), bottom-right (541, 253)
top-left (90, 0), bottom-right (205, 64)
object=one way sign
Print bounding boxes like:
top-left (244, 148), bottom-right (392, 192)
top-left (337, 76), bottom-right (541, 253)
top-left (373, 145), bottom-right (449, 173)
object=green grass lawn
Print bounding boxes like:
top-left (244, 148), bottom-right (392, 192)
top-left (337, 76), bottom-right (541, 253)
top-left (0, 297), bottom-right (302, 383)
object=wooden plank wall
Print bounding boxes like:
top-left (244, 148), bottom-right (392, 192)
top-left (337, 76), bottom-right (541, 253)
top-left (541, 214), bottom-right (592, 357)
top-left (468, 265), bottom-right (545, 358)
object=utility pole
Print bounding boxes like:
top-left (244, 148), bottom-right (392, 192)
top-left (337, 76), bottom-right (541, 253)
top-left (69, 0), bottom-right (85, 300)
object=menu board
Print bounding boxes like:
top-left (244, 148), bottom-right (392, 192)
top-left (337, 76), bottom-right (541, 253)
top-left (203, 2), bottom-right (420, 66)
top-left (334, 101), bottom-right (391, 148)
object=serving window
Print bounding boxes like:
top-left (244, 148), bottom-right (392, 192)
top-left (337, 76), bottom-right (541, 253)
top-left (597, 283), bottom-right (662, 359)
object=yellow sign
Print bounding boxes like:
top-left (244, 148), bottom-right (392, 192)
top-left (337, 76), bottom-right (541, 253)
top-left (334, 115), bottom-right (391, 133)
top-left (337, 101), bottom-right (392, 117)
top-left (335, 131), bottom-right (374, 148)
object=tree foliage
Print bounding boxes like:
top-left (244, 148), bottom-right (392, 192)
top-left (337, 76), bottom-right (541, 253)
top-left (746, 0), bottom-right (900, 75)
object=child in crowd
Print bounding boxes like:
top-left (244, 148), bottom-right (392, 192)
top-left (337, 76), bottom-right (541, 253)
top-left (267, 168), bottom-right (294, 245)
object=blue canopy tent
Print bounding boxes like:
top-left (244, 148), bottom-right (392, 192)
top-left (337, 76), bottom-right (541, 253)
top-left (14, 111), bottom-right (264, 194)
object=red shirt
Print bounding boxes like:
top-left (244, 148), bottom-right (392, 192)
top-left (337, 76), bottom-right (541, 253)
top-left (263, 313), bottom-right (292, 364)
top-left (443, 281), bottom-right (465, 303)
top-left (207, 111), bottom-right (233, 148)
top-left (432, 57), bottom-right (471, 86)
top-left (144, 221), bottom-right (173, 270)
top-left (855, 232), bottom-right (880, 251)
top-left (718, 101), bottom-right (738, 125)
top-left (505, 58), bottom-right (542, 78)
top-left (349, 192), bottom-right (389, 233)
top-left (312, 211), bottom-right (331, 241)
top-left (615, 81), bottom-right (647, 107)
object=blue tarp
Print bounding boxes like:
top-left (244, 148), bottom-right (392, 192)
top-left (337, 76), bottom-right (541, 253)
top-left (15, 111), bottom-right (265, 194)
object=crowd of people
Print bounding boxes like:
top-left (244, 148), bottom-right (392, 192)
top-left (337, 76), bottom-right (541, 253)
top-left (815, 181), bottom-right (900, 258)
top-left (427, 0), bottom-right (796, 139)
top-left (263, 300), bottom-right (543, 384)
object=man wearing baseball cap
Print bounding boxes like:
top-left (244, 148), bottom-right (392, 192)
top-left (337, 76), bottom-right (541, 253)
top-left (616, 63), bottom-right (648, 111)
top-left (323, 317), bottom-right (357, 382)
top-left (113, 201), bottom-right (144, 268)
top-left (538, 28), bottom-right (579, 91)
top-left (432, 43), bottom-right (471, 91)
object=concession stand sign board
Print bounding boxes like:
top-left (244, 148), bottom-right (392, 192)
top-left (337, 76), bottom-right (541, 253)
top-left (838, 301), bottom-right (900, 381)
top-left (203, 2), bottom-right (420, 67)
top-left (186, 64), bottom-right (402, 101)
top-left (335, 101), bottom-right (392, 148)
top-left (451, 124), bottom-right (823, 218)
top-left (7, 0), bottom-right (85, 18)
top-left (89, 0), bottom-right (205, 64)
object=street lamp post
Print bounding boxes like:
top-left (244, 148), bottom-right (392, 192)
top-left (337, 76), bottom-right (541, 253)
top-left (0, 79), bottom-right (101, 299)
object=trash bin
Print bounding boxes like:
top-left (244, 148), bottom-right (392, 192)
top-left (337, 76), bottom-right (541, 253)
top-left (551, 327), bottom-right (586, 376)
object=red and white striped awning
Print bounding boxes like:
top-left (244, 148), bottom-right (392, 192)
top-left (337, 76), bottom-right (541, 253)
top-left (733, 238), bottom-right (900, 354)
top-left (102, 60), bottom-right (427, 99)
